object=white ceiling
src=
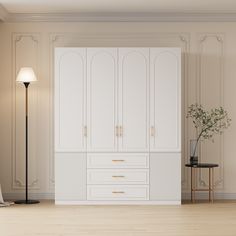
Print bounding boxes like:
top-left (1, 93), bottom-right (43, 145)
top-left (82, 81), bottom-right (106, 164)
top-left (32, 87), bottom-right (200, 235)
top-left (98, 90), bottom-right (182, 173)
top-left (2, 0), bottom-right (236, 14)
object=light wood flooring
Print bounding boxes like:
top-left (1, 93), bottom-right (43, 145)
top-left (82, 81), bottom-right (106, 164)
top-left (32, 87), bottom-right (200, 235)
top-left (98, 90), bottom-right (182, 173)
top-left (1, 200), bottom-right (236, 236)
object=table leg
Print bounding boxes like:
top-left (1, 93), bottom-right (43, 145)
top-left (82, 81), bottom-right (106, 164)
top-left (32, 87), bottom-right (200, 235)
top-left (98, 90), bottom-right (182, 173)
top-left (191, 167), bottom-right (193, 202)
top-left (193, 167), bottom-right (196, 203)
top-left (209, 168), bottom-right (211, 202)
top-left (212, 168), bottom-right (214, 203)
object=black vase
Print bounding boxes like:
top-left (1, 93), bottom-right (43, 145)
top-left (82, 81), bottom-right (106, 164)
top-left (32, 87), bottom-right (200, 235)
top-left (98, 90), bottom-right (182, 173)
top-left (190, 156), bottom-right (198, 165)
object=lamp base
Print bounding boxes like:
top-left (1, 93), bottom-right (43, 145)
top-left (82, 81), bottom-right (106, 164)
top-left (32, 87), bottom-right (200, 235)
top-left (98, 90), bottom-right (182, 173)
top-left (15, 199), bottom-right (40, 204)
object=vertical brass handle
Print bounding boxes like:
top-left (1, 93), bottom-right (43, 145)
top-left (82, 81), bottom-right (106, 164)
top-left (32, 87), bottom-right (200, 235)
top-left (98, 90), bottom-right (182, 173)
top-left (120, 126), bottom-right (123, 137)
top-left (84, 126), bottom-right (87, 137)
top-left (115, 126), bottom-right (119, 137)
top-left (151, 126), bottom-right (155, 137)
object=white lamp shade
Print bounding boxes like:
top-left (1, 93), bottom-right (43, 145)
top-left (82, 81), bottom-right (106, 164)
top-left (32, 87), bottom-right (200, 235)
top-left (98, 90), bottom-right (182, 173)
top-left (16, 67), bottom-right (37, 83)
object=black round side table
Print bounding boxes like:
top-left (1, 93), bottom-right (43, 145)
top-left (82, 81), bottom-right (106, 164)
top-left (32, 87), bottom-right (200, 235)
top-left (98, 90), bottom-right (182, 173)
top-left (185, 163), bottom-right (219, 203)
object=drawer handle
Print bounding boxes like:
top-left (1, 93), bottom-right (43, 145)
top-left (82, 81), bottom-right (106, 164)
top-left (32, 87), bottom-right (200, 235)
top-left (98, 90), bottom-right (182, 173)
top-left (84, 126), bottom-right (87, 137)
top-left (120, 126), bottom-right (123, 137)
top-left (112, 160), bottom-right (125, 162)
top-left (112, 175), bottom-right (125, 178)
top-left (112, 191), bottom-right (125, 194)
top-left (115, 126), bottom-right (119, 137)
top-left (151, 126), bottom-right (155, 137)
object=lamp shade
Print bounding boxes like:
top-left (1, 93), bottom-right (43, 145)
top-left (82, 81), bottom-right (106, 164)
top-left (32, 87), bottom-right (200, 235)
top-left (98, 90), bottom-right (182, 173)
top-left (16, 67), bottom-right (37, 83)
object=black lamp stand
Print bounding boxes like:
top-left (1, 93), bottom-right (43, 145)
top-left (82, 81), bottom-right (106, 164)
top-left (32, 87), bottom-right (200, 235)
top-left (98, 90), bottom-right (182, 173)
top-left (15, 82), bottom-right (40, 204)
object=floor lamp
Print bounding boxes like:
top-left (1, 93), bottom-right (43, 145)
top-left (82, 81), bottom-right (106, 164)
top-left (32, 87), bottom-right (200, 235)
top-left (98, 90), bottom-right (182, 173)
top-left (15, 67), bottom-right (40, 204)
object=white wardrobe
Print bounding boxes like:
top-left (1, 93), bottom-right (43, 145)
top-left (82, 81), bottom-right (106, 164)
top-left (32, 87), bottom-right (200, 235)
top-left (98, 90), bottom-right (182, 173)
top-left (55, 47), bottom-right (181, 204)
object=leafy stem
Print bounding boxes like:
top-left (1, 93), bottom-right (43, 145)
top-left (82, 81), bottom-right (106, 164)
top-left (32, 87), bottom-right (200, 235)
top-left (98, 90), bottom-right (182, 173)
top-left (187, 104), bottom-right (231, 158)
top-left (193, 121), bottom-right (217, 157)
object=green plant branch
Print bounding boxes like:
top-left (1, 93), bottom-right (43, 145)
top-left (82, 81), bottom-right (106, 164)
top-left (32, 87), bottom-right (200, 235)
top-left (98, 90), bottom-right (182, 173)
top-left (187, 104), bottom-right (231, 159)
top-left (192, 121), bottom-right (217, 157)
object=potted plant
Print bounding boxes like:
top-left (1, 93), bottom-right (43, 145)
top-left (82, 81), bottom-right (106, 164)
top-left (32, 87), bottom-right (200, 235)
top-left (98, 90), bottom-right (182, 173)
top-left (187, 104), bottom-right (231, 165)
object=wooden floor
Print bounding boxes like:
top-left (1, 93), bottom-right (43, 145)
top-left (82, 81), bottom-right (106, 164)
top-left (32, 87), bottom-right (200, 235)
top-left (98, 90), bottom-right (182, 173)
top-left (1, 201), bottom-right (236, 236)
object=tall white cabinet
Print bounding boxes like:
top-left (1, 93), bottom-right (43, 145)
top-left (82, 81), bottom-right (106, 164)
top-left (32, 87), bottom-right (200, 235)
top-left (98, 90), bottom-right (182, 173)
top-left (55, 47), bottom-right (181, 205)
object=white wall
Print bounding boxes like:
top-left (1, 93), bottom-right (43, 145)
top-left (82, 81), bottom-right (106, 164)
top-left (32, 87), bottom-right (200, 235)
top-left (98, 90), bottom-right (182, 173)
top-left (0, 21), bottom-right (235, 200)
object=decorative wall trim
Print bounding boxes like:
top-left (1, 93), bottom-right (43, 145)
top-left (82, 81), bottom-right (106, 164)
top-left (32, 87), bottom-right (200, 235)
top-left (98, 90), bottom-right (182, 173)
top-left (49, 34), bottom-right (65, 189)
top-left (197, 33), bottom-right (225, 189)
top-left (178, 35), bottom-right (190, 190)
top-left (0, 4), bottom-right (8, 21)
top-left (12, 33), bottom-right (40, 190)
top-left (2, 8), bottom-right (236, 22)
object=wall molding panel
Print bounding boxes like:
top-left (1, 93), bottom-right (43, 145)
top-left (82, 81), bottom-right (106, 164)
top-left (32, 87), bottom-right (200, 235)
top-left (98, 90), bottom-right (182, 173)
top-left (0, 4), bottom-right (7, 21)
top-left (178, 35), bottom-right (190, 190)
top-left (197, 33), bottom-right (225, 189)
top-left (49, 34), bottom-right (65, 189)
top-left (0, 23), bottom-right (233, 200)
top-left (12, 33), bottom-right (40, 190)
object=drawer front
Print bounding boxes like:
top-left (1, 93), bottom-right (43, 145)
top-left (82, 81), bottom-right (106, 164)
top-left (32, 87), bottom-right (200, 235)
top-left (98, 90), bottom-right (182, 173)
top-left (87, 185), bottom-right (149, 200)
top-left (87, 169), bottom-right (149, 185)
top-left (87, 153), bottom-right (149, 169)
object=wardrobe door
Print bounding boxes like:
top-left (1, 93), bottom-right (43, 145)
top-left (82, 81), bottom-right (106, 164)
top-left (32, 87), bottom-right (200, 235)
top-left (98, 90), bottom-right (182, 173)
top-left (55, 153), bottom-right (87, 201)
top-left (87, 48), bottom-right (118, 152)
top-left (150, 48), bottom-right (181, 152)
top-left (55, 48), bottom-right (86, 152)
top-left (150, 153), bottom-right (181, 202)
top-left (118, 48), bottom-right (149, 152)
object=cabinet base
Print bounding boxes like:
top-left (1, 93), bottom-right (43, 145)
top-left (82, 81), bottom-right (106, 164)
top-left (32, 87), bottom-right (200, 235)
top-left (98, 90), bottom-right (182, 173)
top-left (55, 200), bottom-right (181, 205)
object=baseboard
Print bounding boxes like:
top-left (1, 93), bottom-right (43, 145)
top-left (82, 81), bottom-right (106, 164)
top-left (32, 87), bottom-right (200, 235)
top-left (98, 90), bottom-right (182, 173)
top-left (3, 192), bottom-right (55, 200)
top-left (182, 192), bottom-right (236, 200)
top-left (3, 192), bottom-right (236, 201)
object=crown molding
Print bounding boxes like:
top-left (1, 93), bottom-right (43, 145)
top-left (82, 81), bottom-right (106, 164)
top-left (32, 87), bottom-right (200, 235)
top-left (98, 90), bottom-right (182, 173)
top-left (2, 10), bottom-right (236, 22)
top-left (0, 4), bottom-right (8, 21)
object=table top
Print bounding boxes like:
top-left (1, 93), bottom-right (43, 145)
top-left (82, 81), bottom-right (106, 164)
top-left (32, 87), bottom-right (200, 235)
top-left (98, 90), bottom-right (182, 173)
top-left (185, 163), bottom-right (219, 168)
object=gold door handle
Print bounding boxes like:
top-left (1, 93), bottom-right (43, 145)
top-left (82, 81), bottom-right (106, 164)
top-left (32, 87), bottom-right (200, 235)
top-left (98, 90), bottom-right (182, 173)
top-left (84, 126), bottom-right (87, 137)
top-left (112, 160), bottom-right (125, 162)
top-left (151, 126), bottom-right (155, 137)
top-left (115, 126), bottom-right (119, 137)
top-left (112, 191), bottom-right (125, 194)
top-left (119, 126), bottom-right (123, 137)
top-left (112, 175), bottom-right (125, 178)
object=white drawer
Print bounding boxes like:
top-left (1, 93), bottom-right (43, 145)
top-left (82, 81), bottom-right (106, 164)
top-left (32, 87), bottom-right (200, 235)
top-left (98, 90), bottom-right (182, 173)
top-left (87, 185), bottom-right (149, 200)
top-left (87, 169), bottom-right (149, 185)
top-left (87, 153), bottom-right (149, 169)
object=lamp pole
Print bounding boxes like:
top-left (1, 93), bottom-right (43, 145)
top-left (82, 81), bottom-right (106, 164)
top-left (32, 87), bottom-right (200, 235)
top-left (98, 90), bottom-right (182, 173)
top-left (25, 82), bottom-right (29, 202)
top-left (15, 68), bottom-right (39, 204)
